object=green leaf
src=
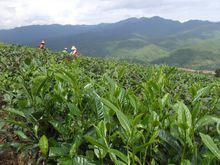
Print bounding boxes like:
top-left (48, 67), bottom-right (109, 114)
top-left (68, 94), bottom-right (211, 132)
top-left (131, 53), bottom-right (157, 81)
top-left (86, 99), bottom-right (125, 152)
top-left (49, 147), bottom-right (69, 157)
top-left (128, 94), bottom-right (137, 112)
top-left (70, 137), bottom-right (82, 157)
top-left (33, 125), bottom-right (39, 138)
top-left (57, 157), bottom-right (73, 165)
top-left (108, 149), bottom-right (128, 164)
top-left (131, 114), bottom-right (143, 127)
top-left (85, 136), bottom-right (108, 151)
top-left (86, 150), bottom-right (94, 160)
top-left (195, 116), bottom-right (220, 131)
top-left (101, 98), bottom-right (131, 136)
top-left (175, 101), bottom-right (192, 130)
top-left (181, 159), bottom-right (191, 165)
top-left (193, 86), bottom-right (211, 103)
top-left (24, 58), bottom-right (31, 65)
top-left (14, 131), bottom-right (29, 140)
top-left (118, 88), bottom-right (126, 104)
top-left (68, 103), bottom-right (81, 118)
top-left (148, 131), bottom-right (159, 145)
top-left (96, 120), bottom-right (107, 138)
top-left (70, 143), bottom-right (77, 157)
top-left (6, 120), bottom-right (26, 128)
top-left (94, 95), bottom-right (104, 120)
top-left (35, 76), bottom-right (50, 96)
top-left (200, 133), bottom-right (220, 159)
top-left (151, 159), bottom-right (156, 165)
top-left (85, 136), bottom-right (108, 159)
top-left (174, 101), bottom-right (193, 147)
top-left (161, 93), bottom-right (170, 108)
top-left (61, 70), bottom-right (77, 84)
top-left (39, 135), bottom-right (48, 156)
top-left (3, 108), bottom-right (25, 118)
top-left (31, 75), bottom-right (49, 97)
top-left (73, 156), bottom-right (96, 165)
top-left (0, 121), bottom-right (5, 130)
top-left (58, 156), bottom-right (96, 165)
top-left (20, 81), bottom-right (33, 102)
top-left (134, 131), bottom-right (158, 153)
top-left (159, 130), bottom-right (182, 155)
top-left (94, 147), bottom-right (107, 159)
top-left (49, 120), bottom-right (67, 136)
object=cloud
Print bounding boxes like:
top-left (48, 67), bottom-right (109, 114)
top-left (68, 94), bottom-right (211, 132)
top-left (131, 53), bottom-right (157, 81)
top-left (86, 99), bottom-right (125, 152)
top-left (0, 0), bottom-right (220, 29)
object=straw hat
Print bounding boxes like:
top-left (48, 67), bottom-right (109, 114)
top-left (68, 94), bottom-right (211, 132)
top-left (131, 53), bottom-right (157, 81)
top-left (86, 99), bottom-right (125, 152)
top-left (71, 46), bottom-right (76, 50)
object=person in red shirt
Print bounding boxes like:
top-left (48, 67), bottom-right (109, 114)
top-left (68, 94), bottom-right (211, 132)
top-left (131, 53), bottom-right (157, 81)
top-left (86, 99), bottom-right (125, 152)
top-left (38, 40), bottom-right (45, 49)
top-left (71, 46), bottom-right (78, 59)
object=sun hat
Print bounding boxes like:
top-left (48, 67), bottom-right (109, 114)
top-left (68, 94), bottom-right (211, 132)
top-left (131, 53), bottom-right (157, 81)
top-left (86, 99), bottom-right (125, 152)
top-left (71, 46), bottom-right (76, 50)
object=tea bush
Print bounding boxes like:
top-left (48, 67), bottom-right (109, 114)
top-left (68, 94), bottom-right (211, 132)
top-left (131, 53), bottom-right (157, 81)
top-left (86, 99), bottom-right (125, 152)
top-left (0, 45), bottom-right (220, 164)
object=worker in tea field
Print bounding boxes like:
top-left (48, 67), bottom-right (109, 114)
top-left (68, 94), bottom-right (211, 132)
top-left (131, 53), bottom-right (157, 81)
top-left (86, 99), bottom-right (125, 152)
top-left (38, 40), bottom-right (45, 49)
top-left (71, 46), bottom-right (79, 59)
top-left (62, 48), bottom-right (68, 53)
top-left (63, 48), bottom-right (72, 62)
top-left (57, 48), bottom-right (69, 62)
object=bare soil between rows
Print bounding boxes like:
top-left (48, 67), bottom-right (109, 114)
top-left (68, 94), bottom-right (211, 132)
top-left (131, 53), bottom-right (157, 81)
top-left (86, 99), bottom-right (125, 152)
top-left (178, 68), bottom-right (215, 75)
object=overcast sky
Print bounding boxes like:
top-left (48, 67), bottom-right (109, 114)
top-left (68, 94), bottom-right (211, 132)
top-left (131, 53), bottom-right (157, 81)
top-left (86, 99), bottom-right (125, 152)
top-left (1, 0), bottom-right (220, 29)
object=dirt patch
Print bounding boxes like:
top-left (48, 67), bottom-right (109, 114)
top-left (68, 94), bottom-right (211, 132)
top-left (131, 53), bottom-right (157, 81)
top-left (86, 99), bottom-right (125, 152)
top-left (0, 136), bottom-right (30, 165)
top-left (0, 151), bottom-right (27, 165)
top-left (0, 94), bottom-right (6, 109)
top-left (0, 95), bottom-right (28, 165)
top-left (178, 68), bottom-right (215, 75)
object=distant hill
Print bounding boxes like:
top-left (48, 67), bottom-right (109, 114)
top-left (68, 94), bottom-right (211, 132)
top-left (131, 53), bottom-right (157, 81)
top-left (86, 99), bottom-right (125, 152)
top-left (152, 48), bottom-right (220, 70)
top-left (110, 44), bottom-right (169, 63)
top-left (1, 16), bottom-right (220, 70)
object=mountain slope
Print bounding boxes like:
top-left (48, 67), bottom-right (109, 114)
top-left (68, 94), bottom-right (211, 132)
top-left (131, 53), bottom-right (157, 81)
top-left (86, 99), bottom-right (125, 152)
top-left (190, 37), bottom-right (220, 53)
top-left (1, 16), bottom-right (220, 70)
top-left (152, 48), bottom-right (220, 70)
top-left (110, 44), bottom-right (169, 63)
top-left (1, 16), bottom-right (219, 51)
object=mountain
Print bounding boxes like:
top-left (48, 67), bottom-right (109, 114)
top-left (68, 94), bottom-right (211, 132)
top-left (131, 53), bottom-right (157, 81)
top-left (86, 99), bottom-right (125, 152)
top-left (1, 16), bottom-right (220, 70)
top-left (152, 48), bottom-right (220, 70)
top-left (0, 24), bottom-right (108, 47)
top-left (110, 44), bottom-right (169, 63)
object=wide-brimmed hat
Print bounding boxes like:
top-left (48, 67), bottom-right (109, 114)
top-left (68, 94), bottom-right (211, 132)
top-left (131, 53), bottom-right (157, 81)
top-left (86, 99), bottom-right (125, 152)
top-left (71, 46), bottom-right (76, 50)
top-left (41, 40), bottom-right (45, 44)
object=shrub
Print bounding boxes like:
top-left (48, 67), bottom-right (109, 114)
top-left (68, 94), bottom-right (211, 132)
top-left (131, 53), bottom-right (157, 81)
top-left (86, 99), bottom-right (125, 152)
top-left (215, 69), bottom-right (220, 77)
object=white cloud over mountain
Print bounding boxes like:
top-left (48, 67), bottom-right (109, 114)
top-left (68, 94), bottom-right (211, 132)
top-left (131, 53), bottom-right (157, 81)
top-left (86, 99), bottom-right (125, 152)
top-left (0, 0), bottom-right (220, 29)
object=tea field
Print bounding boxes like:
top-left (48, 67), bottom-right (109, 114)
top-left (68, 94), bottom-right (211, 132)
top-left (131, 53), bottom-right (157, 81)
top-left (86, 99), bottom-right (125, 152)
top-left (0, 45), bottom-right (220, 164)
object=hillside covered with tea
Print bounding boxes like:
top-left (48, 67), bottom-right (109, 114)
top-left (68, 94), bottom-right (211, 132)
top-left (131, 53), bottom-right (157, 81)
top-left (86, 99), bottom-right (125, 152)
top-left (0, 45), bottom-right (220, 164)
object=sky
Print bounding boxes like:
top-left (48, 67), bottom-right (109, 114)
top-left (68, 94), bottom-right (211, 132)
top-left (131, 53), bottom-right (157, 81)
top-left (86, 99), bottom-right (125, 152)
top-left (0, 0), bottom-right (220, 29)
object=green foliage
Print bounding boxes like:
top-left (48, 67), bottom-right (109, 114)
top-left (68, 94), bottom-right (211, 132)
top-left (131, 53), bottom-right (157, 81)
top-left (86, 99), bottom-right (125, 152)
top-left (39, 135), bottom-right (49, 156)
top-left (0, 45), bottom-right (220, 164)
top-left (0, 42), bottom-right (5, 49)
top-left (200, 133), bottom-right (220, 159)
top-left (215, 69), bottom-right (220, 77)
top-left (109, 43), bottom-right (169, 63)
top-left (153, 48), bottom-right (220, 70)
